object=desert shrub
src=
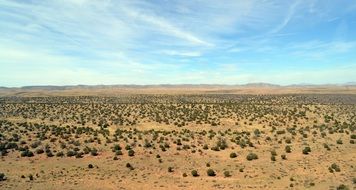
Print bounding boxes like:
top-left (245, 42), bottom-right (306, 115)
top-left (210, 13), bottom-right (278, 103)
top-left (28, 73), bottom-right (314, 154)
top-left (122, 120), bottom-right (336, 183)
top-left (128, 149), bottom-right (135, 157)
top-left (0, 173), bottom-right (6, 181)
top-left (88, 164), bottom-right (94, 169)
top-left (203, 144), bottom-right (209, 150)
top-left (56, 151), bottom-right (64, 157)
top-left (271, 150), bottom-right (277, 156)
top-left (115, 150), bottom-right (123, 155)
top-left (206, 163), bottom-right (210, 167)
top-left (90, 149), bottom-right (98, 156)
top-left (285, 145), bottom-right (291, 153)
top-left (113, 144), bottom-right (122, 151)
top-left (46, 151), bottom-right (54, 157)
top-left (66, 150), bottom-right (76, 157)
top-left (75, 152), bottom-right (83, 158)
top-left (223, 171), bottom-right (231, 177)
top-left (36, 149), bottom-right (44, 154)
top-left (211, 146), bottom-right (220, 151)
top-left (246, 153), bottom-right (258, 161)
top-left (113, 156), bottom-right (118, 160)
top-left (168, 167), bottom-right (173, 172)
top-left (351, 134), bottom-right (356, 139)
top-left (323, 143), bottom-right (331, 151)
top-left (21, 150), bottom-right (34, 157)
top-left (337, 184), bottom-right (349, 190)
top-left (29, 174), bottom-right (34, 181)
top-left (191, 170), bottom-right (199, 177)
top-left (230, 152), bottom-right (237, 158)
top-left (182, 173), bottom-right (187, 177)
top-left (281, 154), bottom-right (287, 160)
top-left (302, 146), bottom-right (311, 155)
top-left (126, 163), bottom-right (134, 170)
top-left (271, 155), bottom-right (276, 161)
top-left (207, 169), bottom-right (216, 176)
top-left (331, 163), bottom-right (341, 172)
top-left (336, 139), bottom-right (343, 144)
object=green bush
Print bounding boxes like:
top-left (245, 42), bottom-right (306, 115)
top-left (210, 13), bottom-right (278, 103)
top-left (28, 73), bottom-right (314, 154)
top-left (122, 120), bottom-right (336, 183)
top-left (302, 147), bottom-right (311, 155)
top-left (331, 163), bottom-right (341, 172)
top-left (90, 149), bottom-right (98, 156)
top-left (0, 173), bottom-right (6, 181)
top-left (230, 152), bottom-right (237, 158)
top-left (281, 154), bottom-right (287, 160)
top-left (21, 150), bottom-right (34, 157)
top-left (126, 163), bottom-right (134, 170)
top-left (191, 170), bottom-right (199, 177)
top-left (115, 150), bottom-right (123, 155)
top-left (337, 184), bottom-right (349, 190)
top-left (207, 169), bottom-right (216, 176)
top-left (351, 134), bottom-right (356, 139)
top-left (203, 144), bottom-right (209, 150)
top-left (336, 139), bottom-right (343, 144)
top-left (246, 153), bottom-right (258, 161)
top-left (56, 151), bottom-right (64, 157)
top-left (66, 150), bottom-right (76, 157)
top-left (223, 171), bottom-right (231, 177)
top-left (128, 149), bottom-right (135, 157)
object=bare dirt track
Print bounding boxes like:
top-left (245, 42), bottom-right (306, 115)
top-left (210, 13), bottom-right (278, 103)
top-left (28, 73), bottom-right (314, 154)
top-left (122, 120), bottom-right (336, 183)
top-left (0, 88), bottom-right (355, 190)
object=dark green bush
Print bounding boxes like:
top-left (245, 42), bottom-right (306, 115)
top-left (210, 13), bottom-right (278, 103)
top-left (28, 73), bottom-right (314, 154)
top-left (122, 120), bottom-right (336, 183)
top-left (302, 147), bottom-right (311, 155)
top-left (336, 139), bottom-right (343, 144)
top-left (246, 153), bottom-right (258, 161)
top-left (0, 173), bottom-right (6, 181)
top-left (223, 171), bottom-right (231, 177)
top-left (281, 154), bottom-right (287, 160)
top-left (230, 152), bottom-right (237, 158)
top-left (337, 184), bottom-right (349, 190)
top-left (128, 149), bottom-right (135, 157)
top-left (191, 170), bottom-right (199, 177)
top-left (56, 151), bottom-right (64, 157)
top-left (90, 149), bottom-right (98, 156)
top-left (207, 169), bottom-right (216, 176)
top-left (126, 163), bottom-right (134, 170)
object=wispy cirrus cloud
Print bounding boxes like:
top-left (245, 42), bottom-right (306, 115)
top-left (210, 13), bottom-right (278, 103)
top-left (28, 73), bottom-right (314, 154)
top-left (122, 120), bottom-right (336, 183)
top-left (0, 0), bottom-right (356, 86)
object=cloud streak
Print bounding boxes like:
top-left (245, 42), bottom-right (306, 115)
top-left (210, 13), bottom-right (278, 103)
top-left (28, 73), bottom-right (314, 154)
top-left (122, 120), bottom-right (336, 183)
top-left (0, 0), bottom-right (356, 86)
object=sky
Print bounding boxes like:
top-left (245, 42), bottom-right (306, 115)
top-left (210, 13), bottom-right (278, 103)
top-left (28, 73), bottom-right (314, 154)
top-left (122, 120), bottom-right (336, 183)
top-left (1, 0), bottom-right (356, 87)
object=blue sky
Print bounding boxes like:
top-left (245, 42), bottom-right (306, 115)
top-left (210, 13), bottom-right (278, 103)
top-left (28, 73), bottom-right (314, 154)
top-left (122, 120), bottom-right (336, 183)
top-left (1, 0), bottom-right (356, 86)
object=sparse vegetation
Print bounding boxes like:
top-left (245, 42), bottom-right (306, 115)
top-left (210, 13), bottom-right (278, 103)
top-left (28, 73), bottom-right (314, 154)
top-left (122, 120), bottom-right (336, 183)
top-left (246, 153), bottom-right (258, 161)
top-left (207, 169), bottom-right (216, 176)
top-left (0, 94), bottom-right (354, 189)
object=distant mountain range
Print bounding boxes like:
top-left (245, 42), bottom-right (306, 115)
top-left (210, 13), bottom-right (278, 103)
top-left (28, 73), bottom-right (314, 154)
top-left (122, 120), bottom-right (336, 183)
top-left (1, 82), bottom-right (355, 90)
